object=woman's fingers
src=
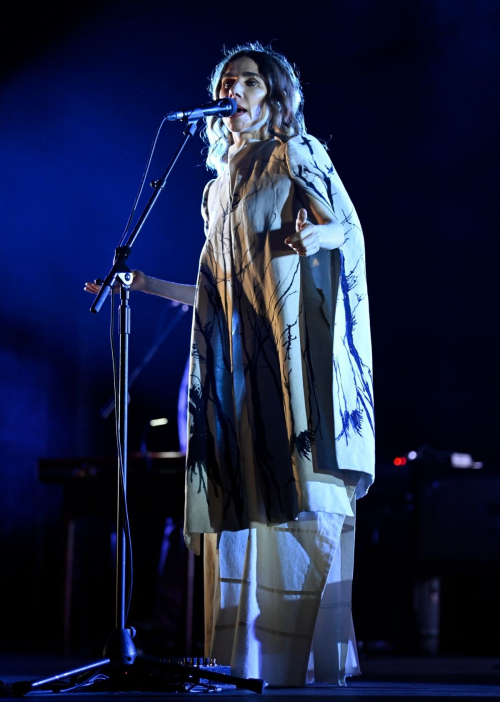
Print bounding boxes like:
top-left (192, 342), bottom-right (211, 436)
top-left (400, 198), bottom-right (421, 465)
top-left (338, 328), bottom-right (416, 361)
top-left (285, 207), bottom-right (313, 247)
top-left (84, 279), bottom-right (117, 294)
top-left (285, 220), bottom-right (320, 256)
top-left (84, 270), bottom-right (145, 294)
top-left (296, 207), bottom-right (308, 231)
top-left (285, 226), bottom-right (310, 245)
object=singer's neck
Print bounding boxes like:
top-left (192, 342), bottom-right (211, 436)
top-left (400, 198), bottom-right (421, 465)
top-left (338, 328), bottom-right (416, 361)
top-left (231, 121), bottom-right (270, 148)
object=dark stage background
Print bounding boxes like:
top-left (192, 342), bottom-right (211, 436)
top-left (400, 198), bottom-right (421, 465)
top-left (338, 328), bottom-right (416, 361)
top-left (1, 0), bottom-right (499, 657)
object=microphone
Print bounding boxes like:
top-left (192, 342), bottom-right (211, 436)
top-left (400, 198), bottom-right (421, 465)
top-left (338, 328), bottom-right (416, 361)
top-left (165, 97), bottom-right (237, 122)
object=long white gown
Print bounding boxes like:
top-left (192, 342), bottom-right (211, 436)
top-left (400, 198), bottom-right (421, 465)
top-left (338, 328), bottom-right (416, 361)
top-left (184, 134), bottom-right (374, 685)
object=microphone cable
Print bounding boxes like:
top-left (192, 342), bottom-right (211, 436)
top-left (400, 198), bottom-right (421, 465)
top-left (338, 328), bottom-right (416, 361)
top-left (107, 108), bottom-right (197, 620)
top-left (109, 114), bottom-right (168, 618)
top-left (118, 116), bottom-right (167, 247)
top-left (110, 291), bottom-right (134, 621)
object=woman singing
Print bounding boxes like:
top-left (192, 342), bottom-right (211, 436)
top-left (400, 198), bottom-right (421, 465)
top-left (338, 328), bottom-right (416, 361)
top-left (86, 42), bottom-right (374, 686)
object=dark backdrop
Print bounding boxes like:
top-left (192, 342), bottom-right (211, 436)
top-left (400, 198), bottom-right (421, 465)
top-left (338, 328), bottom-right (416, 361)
top-left (1, 0), bottom-right (498, 653)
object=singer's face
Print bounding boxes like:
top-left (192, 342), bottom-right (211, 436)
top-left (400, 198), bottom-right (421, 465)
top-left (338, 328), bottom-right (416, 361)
top-left (219, 56), bottom-right (268, 138)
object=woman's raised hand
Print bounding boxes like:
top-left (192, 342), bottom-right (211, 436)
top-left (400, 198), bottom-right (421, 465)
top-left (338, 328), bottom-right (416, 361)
top-left (84, 270), bottom-right (147, 294)
top-left (285, 208), bottom-right (321, 257)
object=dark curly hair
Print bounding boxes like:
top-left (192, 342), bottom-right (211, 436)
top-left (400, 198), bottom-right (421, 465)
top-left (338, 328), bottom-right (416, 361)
top-left (204, 42), bottom-right (306, 174)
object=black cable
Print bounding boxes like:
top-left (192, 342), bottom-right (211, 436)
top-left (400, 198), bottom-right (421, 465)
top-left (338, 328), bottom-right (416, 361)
top-left (118, 116), bottom-right (167, 247)
top-left (107, 116), bottom-right (175, 625)
top-left (110, 291), bottom-right (134, 622)
top-left (100, 301), bottom-right (188, 419)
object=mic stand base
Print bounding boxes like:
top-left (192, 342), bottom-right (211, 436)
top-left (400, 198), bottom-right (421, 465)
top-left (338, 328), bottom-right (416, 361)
top-left (10, 654), bottom-right (265, 696)
top-left (103, 627), bottom-right (137, 664)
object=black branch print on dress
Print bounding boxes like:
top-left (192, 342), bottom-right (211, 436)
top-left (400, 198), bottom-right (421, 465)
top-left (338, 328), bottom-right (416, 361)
top-left (289, 138), bottom-right (374, 448)
top-left (242, 308), bottom-right (288, 520)
top-left (187, 264), bottom-right (246, 524)
top-left (231, 167), bottom-right (304, 519)
top-left (334, 248), bottom-right (374, 443)
top-left (185, 135), bottom-right (374, 537)
top-left (301, 300), bottom-right (323, 441)
top-left (187, 366), bottom-right (217, 498)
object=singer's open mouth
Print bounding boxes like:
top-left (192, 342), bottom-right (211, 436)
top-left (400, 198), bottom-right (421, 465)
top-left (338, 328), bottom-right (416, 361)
top-left (234, 106), bottom-right (247, 116)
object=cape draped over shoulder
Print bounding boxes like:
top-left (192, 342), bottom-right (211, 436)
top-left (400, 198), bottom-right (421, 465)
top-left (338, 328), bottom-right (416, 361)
top-left (184, 133), bottom-right (374, 552)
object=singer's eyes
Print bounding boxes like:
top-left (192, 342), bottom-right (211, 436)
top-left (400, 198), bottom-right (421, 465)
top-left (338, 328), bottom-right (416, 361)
top-left (221, 78), bottom-right (259, 90)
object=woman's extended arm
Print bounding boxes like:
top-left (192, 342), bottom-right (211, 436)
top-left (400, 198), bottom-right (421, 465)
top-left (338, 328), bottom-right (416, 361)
top-left (84, 270), bottom-right (196, 306)
top-left (140, 273), bottom-right (196, 306)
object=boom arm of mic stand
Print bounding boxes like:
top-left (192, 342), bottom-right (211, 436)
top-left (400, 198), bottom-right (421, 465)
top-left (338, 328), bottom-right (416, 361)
top-left (90, 118), bottom-right (200, 315)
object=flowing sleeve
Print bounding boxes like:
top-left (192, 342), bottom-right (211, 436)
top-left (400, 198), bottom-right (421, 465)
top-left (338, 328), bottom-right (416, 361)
top-left (284, 134), bottom-right (338, 222)
top-left (285, 134), bottom-right (375, 497)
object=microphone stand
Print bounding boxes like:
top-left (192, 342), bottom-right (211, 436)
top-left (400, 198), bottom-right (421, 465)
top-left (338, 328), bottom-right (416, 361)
top-left (11, 118), bottom-right (265, 696)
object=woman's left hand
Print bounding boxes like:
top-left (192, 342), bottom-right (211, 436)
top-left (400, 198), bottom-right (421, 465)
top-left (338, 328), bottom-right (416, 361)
top-left (285, 208), bottom-right (320, 257)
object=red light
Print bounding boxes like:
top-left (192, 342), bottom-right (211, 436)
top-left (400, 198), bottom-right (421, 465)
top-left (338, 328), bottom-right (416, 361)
top-left (394, 457), bottom-right (401, 466)
top-left (400, 457), bottom-right (407, 465)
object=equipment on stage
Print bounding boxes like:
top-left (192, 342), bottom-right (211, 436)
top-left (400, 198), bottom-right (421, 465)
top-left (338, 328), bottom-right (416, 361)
top-left (354, 446), bottom-right (499, 656)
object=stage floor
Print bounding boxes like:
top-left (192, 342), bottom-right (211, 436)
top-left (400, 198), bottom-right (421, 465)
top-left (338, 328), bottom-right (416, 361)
top-left (1, 653), bottom-right (499, 699)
